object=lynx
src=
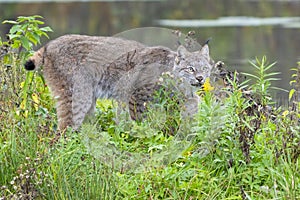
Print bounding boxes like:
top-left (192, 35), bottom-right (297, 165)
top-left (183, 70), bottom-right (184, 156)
top-left (24, 34), bottom-right (216, 130)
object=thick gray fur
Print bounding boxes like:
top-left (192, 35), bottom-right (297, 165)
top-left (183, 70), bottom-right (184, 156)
top-left (25, 34), bottom-right (216, 130)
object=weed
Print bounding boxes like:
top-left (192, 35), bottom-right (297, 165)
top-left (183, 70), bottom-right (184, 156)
top-left (1, 16), bottom-right (299, 199)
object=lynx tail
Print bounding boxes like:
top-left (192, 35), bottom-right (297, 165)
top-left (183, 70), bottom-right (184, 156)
top-left (24, 60), bottom-right (35, 70)
top-left (24, 47), bottom-right (45, 71)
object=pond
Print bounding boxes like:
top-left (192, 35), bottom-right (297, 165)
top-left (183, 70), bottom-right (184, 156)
top-left (0, 0), bottom-right (299, 103)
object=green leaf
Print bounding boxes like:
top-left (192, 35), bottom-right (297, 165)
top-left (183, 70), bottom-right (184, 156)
top-left (26, 31), bottom-right (39, 45)
top-left (11, 40), bottom-right (21, 49)
top-left (40, 26), bottom-right (53, 32)
top-left (31, 20), bottom-right (44, 25)
top-left (264, 62), bottom-right (277, 71)
top-left (20, 36), bottom-right (31, 50)
top-left (290, 80), bottom-right (296, 85)
top-left (2, 20), bottom-right (18, 24)
top-left (249, 60), bottom-right (260, 70)
top-left (31, 15), bottom-right (43, 19)
top-left (264, 72), bottom-right (281, 77)
top-left (16, 16), bottom-right (29, 23)
top-left (8, 34), bottom-right (21, 39)
top-left (9, 25), bottom-right (22, 34)
top-left (241, 72), bottom-right (259, 80)
top-left (265, 78), bottom-right (280, 82)
top-left (40, 32), bottom-right (50, 39)
top-left (289, 89), bottom-right (295, 101)
top-left (271, 86), bottom-right (288, 92)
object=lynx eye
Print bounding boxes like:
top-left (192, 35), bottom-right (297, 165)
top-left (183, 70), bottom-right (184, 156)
top-left (187, 66), bottom-right (195, 73)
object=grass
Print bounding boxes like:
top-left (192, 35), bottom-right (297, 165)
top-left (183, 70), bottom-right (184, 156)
top-left (1, 16), bottom-right (300, 199)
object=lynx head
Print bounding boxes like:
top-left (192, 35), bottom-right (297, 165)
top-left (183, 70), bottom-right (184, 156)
top-left (173, 44), bottom-right (213, 87)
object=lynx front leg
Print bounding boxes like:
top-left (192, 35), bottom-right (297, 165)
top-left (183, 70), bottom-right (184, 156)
top-left (181, 96), bottom-right (200, 119)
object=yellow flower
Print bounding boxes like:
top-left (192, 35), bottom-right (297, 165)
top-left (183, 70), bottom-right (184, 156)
top-left (15, 109), bottom-right (28, 118)
top-left (20, 81), bottom-right (25, 88)
top-left (202, 78), bottom-right (214, 92)
top-left (32, 93), bottom-right (40, 111)
top-left (20, 99), bottom-right (26, 110)
top-left (121, 133), bottom-right (129, 139)
top-left (24, 110), bottom-right (29, 118)
top-left (282, 110), bottom-right (289, 117)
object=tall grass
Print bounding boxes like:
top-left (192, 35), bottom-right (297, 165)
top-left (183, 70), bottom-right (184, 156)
top-left (0, 16), bottom-right (299, 199)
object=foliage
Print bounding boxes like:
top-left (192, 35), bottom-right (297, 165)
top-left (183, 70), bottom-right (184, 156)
top-left (1, 16), bottom-right (299, 199)
top-left (0, 15), bottom-right (54, 133)
top-left (242, 56), bottom-right (280, 106)
top-left (2, 15), bottom-right (52, 53)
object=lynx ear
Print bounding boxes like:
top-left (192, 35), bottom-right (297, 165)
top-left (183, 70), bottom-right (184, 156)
top-left (199, 44), bottom-right (209, 58)
top-left (177, 45), bottom-right (188, 58)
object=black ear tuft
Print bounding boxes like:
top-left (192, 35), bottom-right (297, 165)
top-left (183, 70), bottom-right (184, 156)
top-left (24, 60), bottom-right (35, 70)
top-left (203, 37), bottom-right (212, 46)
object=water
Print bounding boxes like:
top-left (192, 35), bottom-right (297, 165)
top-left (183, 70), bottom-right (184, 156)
top-left (157, 16), bottom-right (300, 27)
top-left (0, 0), bottom-right (299, 102)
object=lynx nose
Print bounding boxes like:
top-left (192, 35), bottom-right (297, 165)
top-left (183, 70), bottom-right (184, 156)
top-left (196, 75), bottom-right (204, 84)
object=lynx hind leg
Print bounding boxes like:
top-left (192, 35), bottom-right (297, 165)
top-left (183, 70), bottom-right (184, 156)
top-left (46, 71), bottom-right (73, 131)
top-left (71, 79), bottom-right (96, 130)
top-left (55, 89), bottom-right (73, 131)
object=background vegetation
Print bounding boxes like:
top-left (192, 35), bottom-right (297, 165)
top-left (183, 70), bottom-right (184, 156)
top-left (1, 0), bottom-right (300, 99)
top-left (0, 15), bottom-right (299, 199)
